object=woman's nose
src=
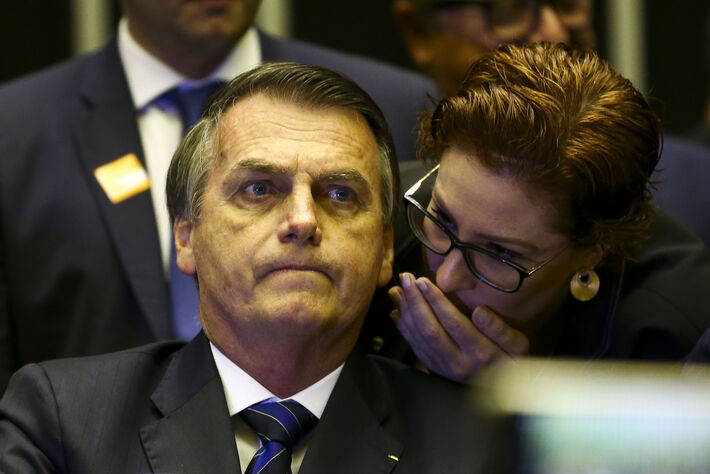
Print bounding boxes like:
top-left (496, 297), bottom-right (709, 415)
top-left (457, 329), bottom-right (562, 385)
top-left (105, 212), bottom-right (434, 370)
top-left (432, 247), bottom-right (477, 294)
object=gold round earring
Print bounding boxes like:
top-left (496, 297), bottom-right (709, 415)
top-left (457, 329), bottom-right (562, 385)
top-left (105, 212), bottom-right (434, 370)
top-left (570, 269), bottom-right (600, 301)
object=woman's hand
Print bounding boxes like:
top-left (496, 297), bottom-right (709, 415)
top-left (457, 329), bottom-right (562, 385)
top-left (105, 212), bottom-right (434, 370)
top-left (389, 272), bottom-right (529, 383)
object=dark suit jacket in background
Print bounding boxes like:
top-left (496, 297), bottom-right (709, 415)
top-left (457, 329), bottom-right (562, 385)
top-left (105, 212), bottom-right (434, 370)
top-left (0, 33), bottom-right (437, 392)
top-left (651, 135), bottom-right (710, 249)
top-left (0, 333), bottom-right (507, 473)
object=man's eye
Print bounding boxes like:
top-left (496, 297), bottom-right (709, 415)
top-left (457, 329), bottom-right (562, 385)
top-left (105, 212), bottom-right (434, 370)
top-left (328, 187), bottom-right (354, 202)
top-left (244, 182), bottom-right (270, 196)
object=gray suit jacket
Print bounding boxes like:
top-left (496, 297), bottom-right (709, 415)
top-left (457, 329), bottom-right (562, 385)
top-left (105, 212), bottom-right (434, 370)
top-left (0, 332), bottom-right (507, 473)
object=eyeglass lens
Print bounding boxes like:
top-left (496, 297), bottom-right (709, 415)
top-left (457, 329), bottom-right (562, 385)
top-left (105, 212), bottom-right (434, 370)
top-left (406, 203), bottom-right (521, 291)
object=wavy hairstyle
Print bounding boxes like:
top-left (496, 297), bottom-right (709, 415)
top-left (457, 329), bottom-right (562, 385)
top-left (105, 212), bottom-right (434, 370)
top-left (419, 42), bottom-right (661, 265)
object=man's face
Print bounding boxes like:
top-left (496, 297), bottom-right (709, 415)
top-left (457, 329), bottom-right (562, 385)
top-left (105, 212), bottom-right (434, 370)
top-left (121, 0), bottom-right (261, 57)
top-left (175, 95), bottom-right (394, 353)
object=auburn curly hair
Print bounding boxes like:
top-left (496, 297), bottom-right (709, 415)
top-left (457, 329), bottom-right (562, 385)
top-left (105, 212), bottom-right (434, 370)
top-left (418, 42), bottom-right (661, 266)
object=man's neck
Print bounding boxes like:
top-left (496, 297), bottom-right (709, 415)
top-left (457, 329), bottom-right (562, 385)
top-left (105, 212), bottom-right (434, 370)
top-left (209, 329), bottom-right (356, 399)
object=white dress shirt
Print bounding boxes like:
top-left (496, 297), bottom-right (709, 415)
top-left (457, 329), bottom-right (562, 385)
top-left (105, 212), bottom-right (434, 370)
top-left (116, 19), bottom-right (261, 275)
top-left (211, 343), bottom-right (342, 474)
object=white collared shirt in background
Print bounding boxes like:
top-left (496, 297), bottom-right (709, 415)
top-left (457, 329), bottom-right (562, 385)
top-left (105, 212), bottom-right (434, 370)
top-left (211, 343), bottom-right (343, 474)
top-left (117, 19), bottom-right (261, 275)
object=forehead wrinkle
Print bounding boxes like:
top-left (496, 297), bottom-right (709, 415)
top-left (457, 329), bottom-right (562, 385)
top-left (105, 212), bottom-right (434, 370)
top-left (221, 102), bottom-right (375, 159)
top-left (228, 158), bottom-right (294, 176)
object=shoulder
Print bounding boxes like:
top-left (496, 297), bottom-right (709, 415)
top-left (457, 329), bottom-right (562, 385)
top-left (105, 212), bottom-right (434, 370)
top-left (260, 33), bottom-right (438, 100)
top-left (0, 46), bottom-right (107, 107)
top-left (367, 355), bottom-right (470, 407)
top-left (653, 134), bottom-right (710, 246)
top-left (612, 209), bottom-right (710, 357)
top-left (5, 340), bottom-right (185, 402)
top-left (0, 43), bottom-right (120, 137)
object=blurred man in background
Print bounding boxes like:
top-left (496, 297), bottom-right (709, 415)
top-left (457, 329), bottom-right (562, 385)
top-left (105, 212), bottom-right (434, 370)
top-left (393, 0), bottom-right (595, 95)
top-left (390, 0), bottom-right (710, 247)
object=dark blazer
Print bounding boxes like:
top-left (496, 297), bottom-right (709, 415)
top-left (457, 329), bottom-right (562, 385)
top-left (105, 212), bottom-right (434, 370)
top-left (0, 333), bottom-right (506, 473)
top-left (0, 34), bottom-right (437, 392)
top-left (652, 135), bottom-right (710, 249)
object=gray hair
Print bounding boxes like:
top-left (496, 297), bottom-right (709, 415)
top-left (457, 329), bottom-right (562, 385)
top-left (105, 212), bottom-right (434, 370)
top-left (166, 62), bottom-right (399, 227)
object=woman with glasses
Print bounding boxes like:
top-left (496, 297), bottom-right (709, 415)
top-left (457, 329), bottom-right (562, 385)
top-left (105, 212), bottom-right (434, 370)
top-left (387, 42), bottom-right (710, 382)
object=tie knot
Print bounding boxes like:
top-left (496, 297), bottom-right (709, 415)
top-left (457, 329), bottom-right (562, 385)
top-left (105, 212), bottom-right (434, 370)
top-left (155, 82), bottom-right (224, 133)
top-left (240, 399), bottom-right (317, 450)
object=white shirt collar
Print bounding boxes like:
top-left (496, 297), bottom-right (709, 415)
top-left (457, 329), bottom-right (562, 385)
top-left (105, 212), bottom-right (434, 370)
top-left (117, 17), bottom-right (261, 110)
top-left (210, 342), bottom-right (343, 419)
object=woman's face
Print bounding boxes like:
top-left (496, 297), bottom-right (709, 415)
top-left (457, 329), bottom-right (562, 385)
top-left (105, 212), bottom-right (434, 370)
top-left (425, 148), bottom-right (600, 334)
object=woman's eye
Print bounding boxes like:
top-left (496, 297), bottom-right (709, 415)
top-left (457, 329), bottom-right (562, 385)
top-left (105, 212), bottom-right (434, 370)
top-left (486, 243), bottom-right (520, 260)
top-left (328, 187), bottom-right (353, 202)
top-left (244, 181), bottom-right (270, 196)
top-left (431, 206), bottom-right (455, 229)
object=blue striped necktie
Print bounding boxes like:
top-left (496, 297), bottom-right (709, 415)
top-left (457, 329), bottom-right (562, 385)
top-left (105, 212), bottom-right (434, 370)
top-left (240, 399), bottom-right (318, 474)
top-left (157, 82), bottom-right (223, 340)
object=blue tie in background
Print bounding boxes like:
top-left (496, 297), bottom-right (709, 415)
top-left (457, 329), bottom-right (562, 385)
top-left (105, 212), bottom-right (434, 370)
top-left (160, 82), bottom-right (223, 340)
top-left (240, 399), bottom-right (318, 474)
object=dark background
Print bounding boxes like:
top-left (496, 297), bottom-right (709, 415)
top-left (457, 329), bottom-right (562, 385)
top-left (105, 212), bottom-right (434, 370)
top-left (3, 0), bottom-right (709, 134)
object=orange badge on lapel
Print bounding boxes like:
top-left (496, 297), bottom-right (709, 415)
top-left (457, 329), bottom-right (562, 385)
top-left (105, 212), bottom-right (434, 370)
top-left (94, 153), bottom-right (151, 204)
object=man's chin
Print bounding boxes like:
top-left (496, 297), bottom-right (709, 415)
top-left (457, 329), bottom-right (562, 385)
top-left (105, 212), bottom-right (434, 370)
top-left (262, 301), bottom-right (342, 334)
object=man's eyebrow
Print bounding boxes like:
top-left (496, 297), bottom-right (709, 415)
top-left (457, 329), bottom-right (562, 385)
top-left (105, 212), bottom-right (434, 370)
top-left (228, 159), bottom-right (292, 176)
top-left (228, 161), bottom-right (370, 186)
top-left (316, 168), bottom-right (369, 187)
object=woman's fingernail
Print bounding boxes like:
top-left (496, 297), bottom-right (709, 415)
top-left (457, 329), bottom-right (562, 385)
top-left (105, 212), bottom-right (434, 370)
top-left (388, 287), bottom-right (402, 305)
top-left (416, 278), bottom-right (427, 292)
top-left (402, 273), bottom-right (412, 289)
top-left (473, 307), bottom-right (490, 326)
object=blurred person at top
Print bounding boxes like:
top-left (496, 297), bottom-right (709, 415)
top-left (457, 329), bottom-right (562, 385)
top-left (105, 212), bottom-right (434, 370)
top-left (394, 0), bottom-right (595, 95)
top-left (389, 0), bottom-right (710, 248)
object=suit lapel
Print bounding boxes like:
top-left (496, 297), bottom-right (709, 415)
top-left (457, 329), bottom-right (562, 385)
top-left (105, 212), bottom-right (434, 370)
top-left (300, 348), bottom-right (403, 474)
top-left (140, 333), bottom-right (241, 473)
top-left (71, 41), bottom-right (172, 340)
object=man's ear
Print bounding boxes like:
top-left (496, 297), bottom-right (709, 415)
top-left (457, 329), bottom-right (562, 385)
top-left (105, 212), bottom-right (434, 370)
top-left (377, 224), bottom-right (395, 286)
top-left (174, 215), bottom-right (196, 276)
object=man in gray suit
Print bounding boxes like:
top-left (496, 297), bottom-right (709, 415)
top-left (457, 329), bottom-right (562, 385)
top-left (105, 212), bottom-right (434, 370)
top-left (0, 0), bottom-right (436, 392)
top-left (0, 62), bottom-right (503, 474)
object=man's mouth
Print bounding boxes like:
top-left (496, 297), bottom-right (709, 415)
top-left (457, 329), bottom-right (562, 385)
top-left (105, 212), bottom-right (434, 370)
top-left (270, 265), bottom-right (323, 273)
top-left (259, 262), bottom-right (333, 281)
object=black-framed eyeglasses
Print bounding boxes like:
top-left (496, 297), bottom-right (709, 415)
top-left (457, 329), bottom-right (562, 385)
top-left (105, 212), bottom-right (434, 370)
top-left (404, 164), bottom-right (568, 293)
top-left (424, 0), bottom-right (587, 45)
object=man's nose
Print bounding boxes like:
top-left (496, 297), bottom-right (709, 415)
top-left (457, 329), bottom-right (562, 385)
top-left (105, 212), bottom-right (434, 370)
top-left (434, 248), bottom-right (477, 294)
top-left (528, 5), bottom-right (570, 43)
top-left (278, 187), bottom-right (323, 245)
